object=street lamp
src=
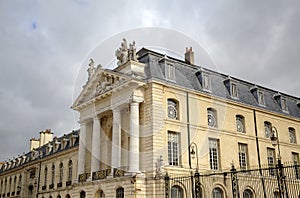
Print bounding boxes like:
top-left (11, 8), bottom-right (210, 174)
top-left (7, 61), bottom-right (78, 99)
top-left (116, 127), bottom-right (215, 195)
top-left (189, 142), bottom-right (199, 172)
top-left (270, 126), bottom-right (289, 198)
top-left (189, 142), bottom-right (201, 198)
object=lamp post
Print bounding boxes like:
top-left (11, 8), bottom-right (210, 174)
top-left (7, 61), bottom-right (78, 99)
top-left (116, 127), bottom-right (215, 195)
top-left (189, 142), bottom-right (201, 198)
top-left (190, 142), bottom-right (199, 172)
top-left (270, 126), bottom-right (288, 198)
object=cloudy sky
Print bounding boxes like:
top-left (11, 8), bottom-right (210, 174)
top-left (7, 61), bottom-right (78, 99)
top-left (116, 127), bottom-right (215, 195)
top-left (0, 0), bottom-right (299, 161)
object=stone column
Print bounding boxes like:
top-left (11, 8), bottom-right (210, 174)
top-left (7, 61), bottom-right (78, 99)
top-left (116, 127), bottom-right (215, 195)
top-left (128, 102), bottom-right (140, 173)
top-left (91, 116), bottom-right (101, 173)
top-left (111, 108), bottom-right (121, 169)
top-left (77, 122), bottom-right (87, 176)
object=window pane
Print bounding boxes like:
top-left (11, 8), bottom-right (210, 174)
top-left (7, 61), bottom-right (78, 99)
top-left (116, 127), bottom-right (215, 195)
top-left (209, 139), bottom-right (219, 170)
top-left (168, 132), bottom-right (179, 166)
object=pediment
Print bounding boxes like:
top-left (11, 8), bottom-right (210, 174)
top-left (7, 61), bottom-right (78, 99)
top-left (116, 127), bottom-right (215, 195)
top-left (72, 68), bottom-right (131, 110)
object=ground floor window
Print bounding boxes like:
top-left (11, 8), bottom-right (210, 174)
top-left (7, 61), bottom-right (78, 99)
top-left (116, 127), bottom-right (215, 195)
top-left (171, 185), bottom-right (183, 198)
top-left (212, 187), bottom-right (223, 198)
top-left (116, 187), bottom-right (124, 198)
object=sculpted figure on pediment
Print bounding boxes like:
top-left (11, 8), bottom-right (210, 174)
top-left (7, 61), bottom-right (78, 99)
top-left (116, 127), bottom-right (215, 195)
top-left (87, 58), bottom-right (95, 81)
top-left (115, 38), bottom-right (138, 65)
top-left (95, 73), bottom-right (126, 96)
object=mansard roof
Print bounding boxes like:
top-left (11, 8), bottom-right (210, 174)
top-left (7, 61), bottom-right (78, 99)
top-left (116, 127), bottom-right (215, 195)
top-left (0, 130), bottom-right (79, 174)
top-left (137, 48), bottom-right (300, 119)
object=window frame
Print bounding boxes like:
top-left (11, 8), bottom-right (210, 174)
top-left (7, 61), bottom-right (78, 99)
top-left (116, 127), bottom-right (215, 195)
top-left (238, 143), bottom-right (248, 170)
top-left (258, 91), bottom-right (265, 106)
top-left (236, 115), bottom-right (245, 133)
top-left (168, 131), bottom-right (180, 166)
top-left (267, 148), bottom-right (276, 176)
top-left (116, 187), bottom-right (124, 198)
top-left (171, 185), bottom-right (184, 198)
top-left (207, 108), bottom-right (218, 128)
top-left (209, 138), bottom-right (220, 170)
top-left (59, 162), bottom-right (63, 183)
top-left (264, 121), bottom-right (272, 138)
top-left (289, 127), bottom-right (297, 144)
top-left (167, 99), bottom-right (179, 120)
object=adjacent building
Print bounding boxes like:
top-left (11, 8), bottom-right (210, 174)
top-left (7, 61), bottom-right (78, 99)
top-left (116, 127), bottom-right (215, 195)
top-left (0, 39), bottom-right (299, 197)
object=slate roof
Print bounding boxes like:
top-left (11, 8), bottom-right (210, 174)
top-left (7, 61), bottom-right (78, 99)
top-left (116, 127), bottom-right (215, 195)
top-left (137, 48), bottom-right (300, 119)
top-left (0, 130), bottom-right (79, 174)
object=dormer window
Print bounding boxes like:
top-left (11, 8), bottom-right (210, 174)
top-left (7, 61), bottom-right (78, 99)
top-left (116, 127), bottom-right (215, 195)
top-left (62, 135), bottom-right (69, 149)
top-left (71, 133), bottom-right (78, 146)
top-left (47, 143), bottom-right (53, 155)
top-left (196, 69), bottom-right (211, 92)
top-left (273, 93), bottom-right (289, 113)
top-left (251, 86), bottom-right (265, 106)
top-left (258, 91), bottom-right (265, 106)
top-left (224, 76), bottom-right (238, 98)
top-left (165, 63), bottom-right (175, 81)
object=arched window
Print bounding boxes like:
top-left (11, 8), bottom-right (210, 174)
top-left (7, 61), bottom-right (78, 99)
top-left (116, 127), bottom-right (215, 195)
top-left (171, 185), bottom-right (183, 198)
top-left (212, 187), bottom-right (223, 198)
top-left (167, 99), bottom-right (179, 120)
top-left (18, 175), bottom-right (22, 187)
top-left (57, 195), bottom-right (61, 198)
top-left (13, 176), bottom-right (17, 193)
top-left (44, 167), bottom-right (48, 186)
top-left (68, 160), bottom-right (73, 182)
top-left (243, 189), bottom-right (253, 198)
top-left (51, 164), bottom-right (55, 184)
top-left (95, 190), bottom-right (105, 198)
top-left (264, 121), bottom-right (272, 138)
top-left (116, 187), bottom-right (124, 198)
top-left (236, 115), bottom-right (245, 133)
top-left (59, 163), bottom-right (63, 183)
top-left (207, 108), bottom-right (217, 128)
top-left (28, 185), bottom-right (34, 198)
top-left (65, 194), bottom-right (71, 198)
top-left (80, 191), bottom-right (86, 198)
top-left (289, 127), bottom-right (296, 143)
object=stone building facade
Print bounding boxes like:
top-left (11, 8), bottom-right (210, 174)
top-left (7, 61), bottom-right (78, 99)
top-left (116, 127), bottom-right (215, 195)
top-left (0, 40), bottom-right (299, 197)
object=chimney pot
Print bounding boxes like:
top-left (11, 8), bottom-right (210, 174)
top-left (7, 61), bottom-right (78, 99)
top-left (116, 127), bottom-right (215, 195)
top-left (185, 46), bottom-right (194, 65)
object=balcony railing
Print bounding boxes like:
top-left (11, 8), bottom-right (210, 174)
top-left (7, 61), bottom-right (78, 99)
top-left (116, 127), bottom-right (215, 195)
top-left (78, 173), bottom-right (91, 182)
top-left (92, 169), bottom-right (111, 180)
top-left (113, 166), bottom-right (128, 177)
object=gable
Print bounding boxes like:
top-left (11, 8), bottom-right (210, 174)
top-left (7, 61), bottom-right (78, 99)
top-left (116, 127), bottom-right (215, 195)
top-left (71, 68), bottom-right (130, 110)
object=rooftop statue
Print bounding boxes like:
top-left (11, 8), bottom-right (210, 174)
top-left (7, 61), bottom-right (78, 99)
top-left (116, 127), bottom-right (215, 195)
top-left (115, 38), bottom-right (138, 65)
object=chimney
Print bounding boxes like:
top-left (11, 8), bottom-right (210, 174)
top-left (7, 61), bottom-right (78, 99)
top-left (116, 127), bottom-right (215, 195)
top-left (30, 138), bottom-right (40, 151)
top-left (185, 47), bottom-right (194, 65)
top-left (40, 129), bottom-right (53, 147)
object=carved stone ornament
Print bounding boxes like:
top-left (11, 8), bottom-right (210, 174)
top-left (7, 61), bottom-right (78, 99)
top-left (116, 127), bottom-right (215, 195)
top-left (115, 38), bottom-right (138, 65)
top-left (87, 58), bottom-right (96, 81)
top-left (95, 73), bottom-right (126, 96)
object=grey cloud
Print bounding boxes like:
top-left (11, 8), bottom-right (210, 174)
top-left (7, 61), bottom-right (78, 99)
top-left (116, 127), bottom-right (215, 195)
top-left (0, 0), bottom-right (299, 161)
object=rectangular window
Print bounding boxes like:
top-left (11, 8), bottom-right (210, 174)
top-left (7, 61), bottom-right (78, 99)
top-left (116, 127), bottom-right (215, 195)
top-left (238, 143), bottom-right (248, 170)
top-left (289, 128), bottom-right (297, 144)
top-left (292, 152), bottom-right (300, 179)
top-left (209, 138), bottom-right (220, 170)
top-left (168, 132), bottom-right (180, 166)
top-left (267, 148), bottom-right (275, 176)
top-left (203, 74), bottom-right (210, 91)
top-left (281, 98), bottom-right (288, 112)
top-left (258, 91), bottom-right (265, 106)
top-left (165, 64), bottom-right (175, 81)
top-left (231, 83), bottom-right (238, 98)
